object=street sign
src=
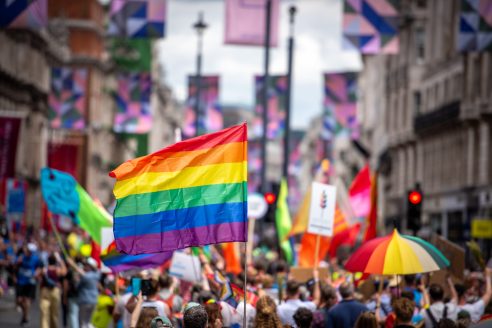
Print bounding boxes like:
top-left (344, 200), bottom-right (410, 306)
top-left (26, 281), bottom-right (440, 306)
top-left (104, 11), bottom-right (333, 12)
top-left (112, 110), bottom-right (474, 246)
top-left (247, 193), bottom-right (268, 219)
top-left (471, 218), bottom-right (492, 239)
top-left (308, 182), bottom-right (336, 236)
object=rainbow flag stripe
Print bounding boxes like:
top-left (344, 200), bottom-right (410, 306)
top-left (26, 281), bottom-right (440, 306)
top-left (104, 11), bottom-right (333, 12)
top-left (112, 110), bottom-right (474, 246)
top-left (110, 124), bottom-right (248, 255)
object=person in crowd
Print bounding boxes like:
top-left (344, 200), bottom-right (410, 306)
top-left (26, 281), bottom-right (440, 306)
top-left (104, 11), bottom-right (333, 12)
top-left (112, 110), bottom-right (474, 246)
top-left (113, 277), bottom-right (133, 328)
top-left (293, 307), bottom-right (314, 328)
top-left (204, 299), bottom-right (223, 328)
top-left (63, 258), bottom-right (80, 328)
top-left (354, 311), bottom-right (378, 328)
top-left (159, 273), bottom-right (183, 314)
top-left (393, 298), bottom-right (416, 328)
top-left (452, 268), bottom-right (491, 322)
top-left (277, 270), bottom-right (320, 326)
top-left (183, 302), bottom-right (209, 328)
top-left (403, 275), bottom-right (424, 309)
top-left (312, 283), bottom-right (338, 328)
top-left (421, 280), bottom-right (459, 328)
top-left (327, 282), bottom-right (368, 328)
top-left (15, 243), bottom-right (42, 326)
top-left (436, 318), bottom-right (457, 328)
top-left (151, 316), bottom-right (174, 328)
top-left (455, 310), bottom-right (471, 328)
top-left (254, 295), bottom-right (283, 328)
top-left (91, 284), bottom-right (115, 328)
top-left (126, 276), bottom-right (171, 318)
top-left (40, 251), bottom-right (67, 328)
top-left (383, 290), bottom-right (423, 328)
top-left (67, 256), bottom-right (101, 328)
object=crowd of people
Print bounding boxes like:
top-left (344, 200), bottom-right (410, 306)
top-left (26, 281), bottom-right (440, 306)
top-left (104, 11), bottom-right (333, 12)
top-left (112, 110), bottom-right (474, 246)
top-left (0, 222), bottom-right (491, 328)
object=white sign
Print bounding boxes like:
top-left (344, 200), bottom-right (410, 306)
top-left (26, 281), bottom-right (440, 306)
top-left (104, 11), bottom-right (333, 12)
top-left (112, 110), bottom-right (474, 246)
top-left (308, 182), bottom-right (336, 236)
top-left (169, 252), bottom-right (202, 283)
top-left (247, 193), bottom-right (268, 219)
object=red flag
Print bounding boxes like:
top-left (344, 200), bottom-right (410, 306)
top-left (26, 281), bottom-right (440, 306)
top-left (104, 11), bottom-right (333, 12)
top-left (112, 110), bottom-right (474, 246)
top-left (363, 173), bottom-right (378, 242)
top-left (349, 164), bottom-right (371, 217)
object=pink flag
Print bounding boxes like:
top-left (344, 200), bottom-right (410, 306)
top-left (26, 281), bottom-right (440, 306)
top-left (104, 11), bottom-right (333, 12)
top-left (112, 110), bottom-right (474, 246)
top-left (349, 164), bottom-right (371, 218)
top-left (225, 0), bottom-right (279, 47)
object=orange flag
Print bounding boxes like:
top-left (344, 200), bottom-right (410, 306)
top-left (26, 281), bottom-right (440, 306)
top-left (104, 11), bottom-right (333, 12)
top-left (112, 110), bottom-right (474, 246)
top-left (222, 242), bottom-right (242, 275)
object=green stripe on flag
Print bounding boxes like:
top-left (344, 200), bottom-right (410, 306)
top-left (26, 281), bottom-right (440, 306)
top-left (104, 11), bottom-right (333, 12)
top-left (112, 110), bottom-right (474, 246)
top-left (114, 182), bottom-right (247, 218)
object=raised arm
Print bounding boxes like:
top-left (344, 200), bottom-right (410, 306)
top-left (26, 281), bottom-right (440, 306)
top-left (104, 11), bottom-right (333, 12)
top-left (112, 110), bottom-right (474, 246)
top-left (312, 269), bottom-right (321, 306)
top-left (482, 268), bottom-right (492, 305)
top-left (66, 257), bottom-right (85, 276)
top-left (447, 276), bottom-right (458, 304)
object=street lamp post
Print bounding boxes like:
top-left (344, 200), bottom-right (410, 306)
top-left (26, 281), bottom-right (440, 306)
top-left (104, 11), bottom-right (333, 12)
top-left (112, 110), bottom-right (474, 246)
top-left (193, 12), bottom-right (208, 137)
top-left (260, 0), bottom-right (272, 193)
top-left (283, 6), bottom-right (297, 179)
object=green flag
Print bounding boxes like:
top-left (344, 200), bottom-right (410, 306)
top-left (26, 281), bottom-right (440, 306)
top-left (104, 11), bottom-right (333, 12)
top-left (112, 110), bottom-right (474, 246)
top-left (111, 39), bottom-right (152, 72)
top-left (275, 178), bottom-right (293, 264)
top-left (75, 184), bottom-right (112, 245)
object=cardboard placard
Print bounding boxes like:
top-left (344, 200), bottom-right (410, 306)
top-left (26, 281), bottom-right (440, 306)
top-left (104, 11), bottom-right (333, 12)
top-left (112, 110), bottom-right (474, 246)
top-left (289, 267), bottom-right (329, 283)
top-left (308, 183), bottom-right (336, 236)
top-left (169, 252), bottom-right (202, 283)
top-left (433, 235), bottom-right (465, 280)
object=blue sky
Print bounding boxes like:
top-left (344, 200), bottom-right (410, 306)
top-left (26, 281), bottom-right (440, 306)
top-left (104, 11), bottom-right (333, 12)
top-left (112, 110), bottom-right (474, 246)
top-left (157, 0), bottom-right (362, 129)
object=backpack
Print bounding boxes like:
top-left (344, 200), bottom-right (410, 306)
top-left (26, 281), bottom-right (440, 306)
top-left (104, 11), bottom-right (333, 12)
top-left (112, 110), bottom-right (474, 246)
top-left (426, 305), bottom-right (448, 328)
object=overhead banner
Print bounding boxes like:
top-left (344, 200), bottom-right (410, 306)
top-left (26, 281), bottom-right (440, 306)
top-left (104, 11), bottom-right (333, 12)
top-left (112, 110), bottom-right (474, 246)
top-left (342, 0), bottom-right (399, 54)
top-left (0, 117), bottom-right (21, 178)
top-left (458, 0), bottom-right (492, 52)
top-left (183, 75), bottom-right (221, 139)
top-left (0, 0), bottom-right (47, 29)
top-left (108, 0), bottom-right (167, 38)
top-left (254, 75), bottom-right (287, 140)
top-left (113, 72), bottom-right (152, 134)
top-left (48, 68), bottom-right (88, 130)
top-left (322, 72), bottom-right (359, 140)
top-left (247, 139), bottom-right (262, 193)
top-left (225, 0), bottom-right (279, 47)
top-left (111, 39), bottom-right (152, 72)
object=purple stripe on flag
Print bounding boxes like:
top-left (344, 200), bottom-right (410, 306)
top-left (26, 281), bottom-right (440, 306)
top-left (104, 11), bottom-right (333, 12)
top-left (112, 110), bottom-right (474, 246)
top-left (116, 221), bottom-right (247, 255)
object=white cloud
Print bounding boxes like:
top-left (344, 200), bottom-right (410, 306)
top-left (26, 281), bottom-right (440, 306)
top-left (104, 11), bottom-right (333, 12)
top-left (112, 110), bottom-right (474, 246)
top-left (157, 0), bottom-right (362, 128)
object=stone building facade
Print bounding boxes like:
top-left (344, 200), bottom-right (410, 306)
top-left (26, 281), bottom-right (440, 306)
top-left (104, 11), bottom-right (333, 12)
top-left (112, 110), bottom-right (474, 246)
top-left (359, 0), bottom-right (492, 243)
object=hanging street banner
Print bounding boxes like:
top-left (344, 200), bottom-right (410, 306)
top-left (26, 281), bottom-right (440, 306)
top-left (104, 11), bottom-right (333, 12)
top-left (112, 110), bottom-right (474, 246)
top-left (225, 0), bottom-right (280, 47)
top-left (308, 182), bottom-right (336, 237)
top-left (48, 68), bottom-right (88, 130)
top-left (322, 72), bottom-right (359, 140)
top-left (342, 0), bottom-right (399, 54)
top-left (111, 39), bottom-right (152, 72)
top-left (458, 0), bottom-right (492, 52)
top-left (253, 75), bottom-right (287, 140)
top-left (0, 117), bottom-right (21, 178)
top-left (113, 72), bottom-right (152, 134)
top-left (183, 75), bottom-right (222, 139)
top-left (0, 0), bottom-right (47, 29)
top-left (108, 0), bottom-right (167, 38)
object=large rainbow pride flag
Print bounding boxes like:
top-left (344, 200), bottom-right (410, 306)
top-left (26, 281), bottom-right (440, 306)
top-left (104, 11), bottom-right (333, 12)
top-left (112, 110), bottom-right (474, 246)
top-left (110, 124), bottom-right (248, 255)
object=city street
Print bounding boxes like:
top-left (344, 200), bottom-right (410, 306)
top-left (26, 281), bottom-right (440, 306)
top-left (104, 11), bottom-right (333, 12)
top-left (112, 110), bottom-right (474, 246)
top-left (1, 0), bottom-right (492, 328)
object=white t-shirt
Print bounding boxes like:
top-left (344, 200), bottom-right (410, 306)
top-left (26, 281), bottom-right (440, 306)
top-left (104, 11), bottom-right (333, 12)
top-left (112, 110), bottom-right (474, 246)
top-left (142, 300), bottom-right (170, 318)
top-left (114, 292), bottom-right (132, 328)
top-left (277, 299), bottom-right (316, 327)
top-left (421, 302), bottom-right (459, 328)
top-left (459, 299), bottom-right (485, 322)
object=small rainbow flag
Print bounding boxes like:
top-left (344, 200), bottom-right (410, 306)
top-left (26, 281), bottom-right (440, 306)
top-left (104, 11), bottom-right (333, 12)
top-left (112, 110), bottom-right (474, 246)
top-left (110, 124), bottom-right (248, 255)
top-left (101, 242), bottom-right (172, 273)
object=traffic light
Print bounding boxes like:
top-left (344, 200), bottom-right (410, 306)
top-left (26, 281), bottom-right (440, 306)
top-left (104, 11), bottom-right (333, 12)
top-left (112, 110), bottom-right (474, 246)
top-left (264, 183), bottom-right (280, 222)
top-left (264, 192), bottom-right (276, 205)
top-left (407, 184), bottom-right (423, 233)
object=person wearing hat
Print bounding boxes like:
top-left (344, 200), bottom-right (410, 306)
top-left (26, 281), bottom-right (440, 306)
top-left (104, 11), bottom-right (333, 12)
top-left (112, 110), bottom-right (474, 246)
top-left (67, 256), bottom-right (101, 328)
top-left (151, 316), bottom-right (173, 328)
top-left (15, 243), bottom-right (42, 326)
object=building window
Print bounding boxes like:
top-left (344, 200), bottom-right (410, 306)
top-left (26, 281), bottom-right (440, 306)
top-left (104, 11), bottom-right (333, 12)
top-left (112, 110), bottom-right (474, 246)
top-left (413, 91), bottom-right (422, 115)
top-left (415, 27), bottom-right (425, 63)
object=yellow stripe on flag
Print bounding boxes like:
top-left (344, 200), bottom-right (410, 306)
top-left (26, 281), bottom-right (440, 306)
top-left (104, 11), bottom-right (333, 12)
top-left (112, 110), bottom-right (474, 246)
top-left (113, 161), bottom-right (247, 199)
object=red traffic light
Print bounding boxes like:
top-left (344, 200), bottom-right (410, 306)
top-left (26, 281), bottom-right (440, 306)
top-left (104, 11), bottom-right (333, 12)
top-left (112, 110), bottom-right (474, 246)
top-left (264, 192), bottom-right (276, 205)
top-left (408, 191), bottom-right (422, 205)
